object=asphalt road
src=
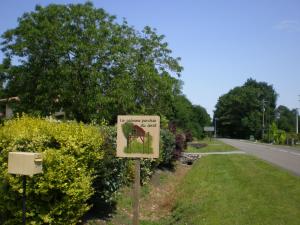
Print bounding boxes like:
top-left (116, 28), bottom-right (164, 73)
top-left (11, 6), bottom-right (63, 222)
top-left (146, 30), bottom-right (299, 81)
top-left (220, 138), bottom-right (300, 176)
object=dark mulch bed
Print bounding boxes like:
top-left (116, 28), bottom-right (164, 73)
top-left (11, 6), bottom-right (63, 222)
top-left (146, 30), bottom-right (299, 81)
top-left (188, 143), bottom-right (207, 149)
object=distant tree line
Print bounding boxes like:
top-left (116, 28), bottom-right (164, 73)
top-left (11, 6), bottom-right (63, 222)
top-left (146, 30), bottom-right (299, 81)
top-left (171, 94), bottom-right (211, 138)
top-left (275, 105), bottom-right (298, 133)
top-left (214, 78), bottom-right (299, 141)
top-left (0, 2), bottom-right (210, 138)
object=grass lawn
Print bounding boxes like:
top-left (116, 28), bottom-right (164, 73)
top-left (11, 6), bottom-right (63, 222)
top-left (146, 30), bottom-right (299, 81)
top-left (85, 155), bottom-right (300, 225)
top-left (166, 154), bottom-right (300, 225)
top-left (187, 138), bottom-right (237, 153)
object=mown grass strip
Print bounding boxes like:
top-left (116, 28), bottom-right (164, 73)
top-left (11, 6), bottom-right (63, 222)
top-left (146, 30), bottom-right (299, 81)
top-left (187, 138), bottom-right (237, 153)
top-left (166, 154), bottom-right (300, 225)
top-left (85, 163), bottom-right (190, 225)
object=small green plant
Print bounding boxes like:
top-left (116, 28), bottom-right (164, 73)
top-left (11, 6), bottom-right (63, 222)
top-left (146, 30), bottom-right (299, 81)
top-left (159, 129), bottom-right (176, 167)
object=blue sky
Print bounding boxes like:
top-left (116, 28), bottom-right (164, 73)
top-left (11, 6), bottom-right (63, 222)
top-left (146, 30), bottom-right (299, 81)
top-left (1, 0), bottom-right (300, 116)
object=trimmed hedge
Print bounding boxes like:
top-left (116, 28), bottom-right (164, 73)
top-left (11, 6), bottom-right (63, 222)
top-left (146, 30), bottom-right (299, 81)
top-left (0, 116), bottom-right (178, 224)
top-left (0, 116), bottom-right (104, 224)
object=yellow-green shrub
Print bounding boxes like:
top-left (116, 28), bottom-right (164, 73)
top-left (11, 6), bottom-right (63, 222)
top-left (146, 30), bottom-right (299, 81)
top-left (0, 116), bottom-right (104, 225)
top-left (0, 116), bottom-right (178, 223)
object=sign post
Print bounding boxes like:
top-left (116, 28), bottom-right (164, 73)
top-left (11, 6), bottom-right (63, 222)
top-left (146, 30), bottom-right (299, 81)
top-left (204, 126), bottom-right (215, 141)
top-left (22, 176), bottom-right (26, 225)
top-left (133, 159), bottom-right (140, 225)
top-left (117, 115), bottom-right (160, 225)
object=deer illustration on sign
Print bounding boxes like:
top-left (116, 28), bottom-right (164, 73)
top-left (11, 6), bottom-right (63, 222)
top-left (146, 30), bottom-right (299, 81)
top-left (122, 122), bottom-right (153, 154)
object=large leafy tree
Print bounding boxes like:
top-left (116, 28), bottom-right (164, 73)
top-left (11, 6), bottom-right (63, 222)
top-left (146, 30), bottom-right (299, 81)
top-left (0, 58), bottom-right (11, 98)
top-left (1, 2), bottom-right (182, 123)
top-left (214, 78), bottom-right (278, 139)
top-left (275, 105), bottom-right (298, 133)
top-left (171, 94), bottom-right (211, 138)
top-left (0, 59), bottom-right (11, 116)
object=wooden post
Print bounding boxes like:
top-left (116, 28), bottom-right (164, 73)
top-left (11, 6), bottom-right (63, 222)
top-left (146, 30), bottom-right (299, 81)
top-left (132, 159), bottom-right (140, 225)
top-left (22, 176), bottom-right (26, 225)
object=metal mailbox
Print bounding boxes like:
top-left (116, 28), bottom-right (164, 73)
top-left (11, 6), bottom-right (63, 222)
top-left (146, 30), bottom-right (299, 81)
top-left (8, 152), bottom-right (43, 176)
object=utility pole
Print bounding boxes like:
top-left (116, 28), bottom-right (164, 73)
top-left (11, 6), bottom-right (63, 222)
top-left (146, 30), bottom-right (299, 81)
top-left (297, 95), bottom-right (300, 134)
top-left (262, 99), bottom-right (266, 139)
top-left (296, 109), bottom-right (298, 134)
top-left (268, 104), bottom-right (270, 143)
top-left (214, 118), bottom-right (218, 138)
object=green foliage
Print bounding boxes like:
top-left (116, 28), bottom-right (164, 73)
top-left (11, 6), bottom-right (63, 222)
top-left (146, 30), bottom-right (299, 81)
top-left (139, 159), bottom-right (158, 185)
top-left (269, 122), bottom-right (286, 144)
top-left (0, 117), bottom-right (178, 224)
top-left (214, 78), bottom-right (278, 139)
top-left (0, 1), bottom-right (209, 148)
top-left (0, 61), bottom-right (7, 98)
top-left (286, 132), bottom-right (300, 145)
top-left (160, 115), bottom-right (169, 130)
top-left (159, 129), bottom-right (176, 167)
top-left (278, 130), bottom-right (287, 144)
top-left (276, 105), bottom-right (298, 133)
top-left (175, 133), bottom-right (186, 158)
top-left (0, 116), bottom-right (104, 224)
top-left (172, 95), bottom-right (211, 139)
top-left (1, 2), bottom-right (182, 123)
top-left (92, 126), bottom-right (131, 210)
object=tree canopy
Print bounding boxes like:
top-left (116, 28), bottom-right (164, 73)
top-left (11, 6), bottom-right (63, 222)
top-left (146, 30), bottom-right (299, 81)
top-left (171, 94), bottom-right (211, 138)
top-left (1, 2), bottom-right (183, 123)
top-left (275, 105), bottom-right (298, 133)
top-left (214, 78), bottom-right (278, 139)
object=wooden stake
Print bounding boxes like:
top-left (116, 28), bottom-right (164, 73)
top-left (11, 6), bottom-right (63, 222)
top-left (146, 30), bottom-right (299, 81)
top-left (22, 176), bottom-right (26, 225)
top-left (132, 159), bottom-right (140, 225)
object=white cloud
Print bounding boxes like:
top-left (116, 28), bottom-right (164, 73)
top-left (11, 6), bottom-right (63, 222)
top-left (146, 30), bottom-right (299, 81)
top-left (274, 20), bottom-right (300, 32)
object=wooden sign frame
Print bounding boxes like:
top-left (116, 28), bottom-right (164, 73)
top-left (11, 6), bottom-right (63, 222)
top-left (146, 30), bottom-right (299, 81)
top-left (117, 115), bottom-right (160, 158)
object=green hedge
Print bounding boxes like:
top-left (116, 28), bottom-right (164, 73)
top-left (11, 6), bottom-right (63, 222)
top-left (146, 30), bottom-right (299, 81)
top-left (138, 129), bottom-right (176, 184)
top-left (0, 116), bottom-right (104, 225)
top-left (91, 126), bottom-right (131, 209)
top-left (0, 116), bottom-right (177, 224)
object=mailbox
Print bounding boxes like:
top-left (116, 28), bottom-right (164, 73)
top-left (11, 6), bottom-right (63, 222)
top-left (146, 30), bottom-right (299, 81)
top-left (8, 152), bottom-right (43, 176)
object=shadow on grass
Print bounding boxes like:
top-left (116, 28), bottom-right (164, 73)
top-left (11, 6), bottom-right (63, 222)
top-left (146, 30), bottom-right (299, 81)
top-left (80, 200), bottom-right (117, 224)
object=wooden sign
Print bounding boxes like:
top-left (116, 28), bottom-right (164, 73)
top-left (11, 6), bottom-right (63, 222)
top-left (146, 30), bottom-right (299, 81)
top-left (117, 115), bottom-right (160, 158)
top-left (204, 126), bottom-right (215, 132)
